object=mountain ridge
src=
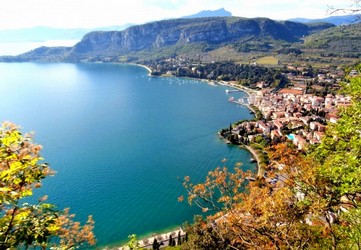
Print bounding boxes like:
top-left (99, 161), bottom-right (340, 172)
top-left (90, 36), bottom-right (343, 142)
top-left (1, 16), bottom-right (334, 63)
top-left (288, 14), bottom-right (360, 26)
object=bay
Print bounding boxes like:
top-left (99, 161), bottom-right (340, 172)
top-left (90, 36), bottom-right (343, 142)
top-left (0, 62), bottom-right (255, 247)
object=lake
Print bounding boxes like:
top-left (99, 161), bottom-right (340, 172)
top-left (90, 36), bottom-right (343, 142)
top-left (0, 62), bottom-right (255, 247)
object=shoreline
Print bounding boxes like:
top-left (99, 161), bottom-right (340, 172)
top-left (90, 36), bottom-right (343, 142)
top-left (131, 63), bottom-right (262, 175)
top-left (128, 63), bottom-right (153, 75)
top-left (136, 64), bottom-right (152, 75)
top-left (240, 145), bottom-right (263, 177)
top-left (106, 226), bottom-right (186, 250)
top-left (217, 80), bottom-right (257, 97)
top-left (130, 63), bottom-right (263, 175)
top-left (111, 64), bottom-right (262, 249)
top-left (117, 227), bottom-right (186, 250)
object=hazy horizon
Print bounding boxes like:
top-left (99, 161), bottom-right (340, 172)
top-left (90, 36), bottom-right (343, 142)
top-left (0, 0), bottom-right (350, 30)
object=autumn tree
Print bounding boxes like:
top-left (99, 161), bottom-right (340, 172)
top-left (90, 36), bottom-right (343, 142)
top-left (181, 146), bottom-right (330, 249)
top-left (181, 70), bottom-right (361, 249)
top-left (0, 122), bottom-right (95, 249)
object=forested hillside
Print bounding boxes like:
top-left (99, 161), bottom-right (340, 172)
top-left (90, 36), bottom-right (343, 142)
top-left (304, 23), bottom-right (361, 58)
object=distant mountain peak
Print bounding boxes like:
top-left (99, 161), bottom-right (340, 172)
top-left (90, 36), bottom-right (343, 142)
top-left (182, 8), bottom-right (232, 19)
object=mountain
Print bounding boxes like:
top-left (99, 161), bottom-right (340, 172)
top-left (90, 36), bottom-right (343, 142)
top-left (0, 17), bottom-right (334, 63)
top-left (303, 22), bottom-right (361, 58)
top-left (182, 8), bottom-right (232, 18)
top-left (288, 15), bottom-right (360, 26)
top-left (0, 24), bottom-right (133, 42)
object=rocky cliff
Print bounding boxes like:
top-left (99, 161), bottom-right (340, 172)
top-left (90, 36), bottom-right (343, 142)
top-left (70, 17), bottom-right (332, 56)
top-left (0, 17), bottom-right (334, 62)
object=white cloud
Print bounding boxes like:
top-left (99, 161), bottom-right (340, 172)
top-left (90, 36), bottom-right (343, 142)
top-left (0, 0), bottom-right (353, 29)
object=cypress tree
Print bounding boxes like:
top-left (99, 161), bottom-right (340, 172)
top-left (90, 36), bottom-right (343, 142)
top-left (168, 235), bottom-right (173, 247)
top-left (152, 238), bottom-right (158, 250)
top-left (177, 231), bottom-right (181, 245)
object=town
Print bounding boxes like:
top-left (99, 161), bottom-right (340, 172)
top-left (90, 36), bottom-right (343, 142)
top-left (225, 76), bottom-right (351, 151)
top-left (145, 57), bottom-right (356, 151)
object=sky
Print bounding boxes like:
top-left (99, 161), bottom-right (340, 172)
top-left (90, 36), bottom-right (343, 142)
top-left (0, 0), bottom-right (355, 30)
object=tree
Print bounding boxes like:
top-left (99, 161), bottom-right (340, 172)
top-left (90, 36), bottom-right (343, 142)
top-left (126, 234), bottom-right (140, 249)
top-left (177, 231), bottom-right (181, 246)
top-left (168, 234), bottom-right (173, 247)
top-left (328, 0), bottom-right (361, 15)
top-left (311, 73), bottom-right (361, 249)
top-left (181, 144), bottom-right (331, 249)
top-left (181, 72), bottom-right (361, 249)
top-left (0, 122), bottom-right (95, 249)
top-left (313, 75), bottom-right (361, 198)
top-left (152, 238), bottom-right (159, 250)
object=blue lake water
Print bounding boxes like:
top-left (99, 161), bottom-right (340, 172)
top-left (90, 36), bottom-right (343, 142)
top-left (0, 62), bottom-right (255, 247)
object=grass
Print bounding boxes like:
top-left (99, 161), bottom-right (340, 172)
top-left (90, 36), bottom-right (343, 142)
top-left (256, 56), bottom-right (279, 65)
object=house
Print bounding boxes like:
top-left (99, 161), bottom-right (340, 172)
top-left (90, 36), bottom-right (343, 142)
top-left (279, 88), bottom-right (303, 95)
top-left (248, 135), bottom-right (256, 142)
top-left (310, 122), bottom-right (321, 131)
top-left (271, 130), bottom-right (281, 140)
top-left (349, 69), bottom-right (358, 77)
top-left (317, 124), bottom-right (326, 132)
top-left (309, 139), bottom-right (320, 145)
top-left (300, 116), bottom-right (310, 125)
top-left (257, 121), bottom-right (270, 133)
top-left (273, 112), bottom-right (285, 119)
top-left (293, 135), bottom-right (308, 150)
top-left (273, 120), bottom-right (284, 130)
top-left (329, 116), bottom-right (339, 124)
top-left (314, 131), bottom-right (325, 141)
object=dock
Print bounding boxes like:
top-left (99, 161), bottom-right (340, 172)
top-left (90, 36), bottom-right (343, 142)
top-left (225, 89), bottom-right (241, 93)
top-left (229, 97), bottom-right (257, 115)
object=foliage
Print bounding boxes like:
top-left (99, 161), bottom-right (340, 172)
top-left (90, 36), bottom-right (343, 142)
top-left (304, 23), bottom-right (361, 58)
top-left (0, 122), bottom-right (95, 249)
top-left (164, 246), bottom-right (182, 250)
top-left (312, 75), bottom-right (361, 197)
top-left (126, 234), bottom-right (141, 250)
top-left (148, 61), bottom-right (287, 89)
top-left (181, 72), bottom-right (361, 249)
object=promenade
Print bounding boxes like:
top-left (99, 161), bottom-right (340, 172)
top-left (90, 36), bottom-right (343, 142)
top-left (118, 228), bottom-right (186, 250)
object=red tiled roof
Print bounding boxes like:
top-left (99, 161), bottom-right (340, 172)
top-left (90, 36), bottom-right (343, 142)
top-left (279, 89), bottom-right (303, 95)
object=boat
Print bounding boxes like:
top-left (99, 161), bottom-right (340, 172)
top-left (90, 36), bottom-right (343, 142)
top-left (228, 96), bottom-right (235, 102)
top-left (250, 158), bottom-right (257, 163)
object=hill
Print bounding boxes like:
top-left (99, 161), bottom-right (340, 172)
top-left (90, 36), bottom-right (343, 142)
top-left (303, 22), bottom-right (361, 58)
top-left (0, 17), bottom-right (334, 63)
